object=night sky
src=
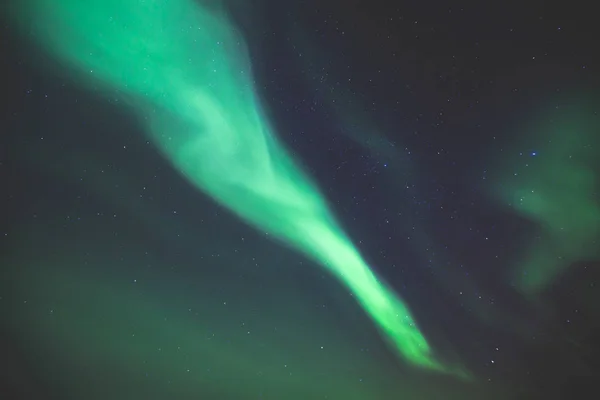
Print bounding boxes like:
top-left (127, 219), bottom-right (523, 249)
top-left (1, 1), bottom-right (599, 399)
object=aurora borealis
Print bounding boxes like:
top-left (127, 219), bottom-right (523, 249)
top-left (8, 0), bottom-right (452, 374)
top-left (489, 108), bottom-right (600, 297)
top-left (1, 1), bottom-right (599, 399)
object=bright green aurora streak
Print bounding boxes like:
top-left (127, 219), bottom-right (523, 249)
top-left (11, 0), bottom-right (458, 374)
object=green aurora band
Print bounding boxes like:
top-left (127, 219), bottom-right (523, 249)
top-left (10, 0), bottom-right (458, 374)
top-left (490, 108), bottom-right (600, 296)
